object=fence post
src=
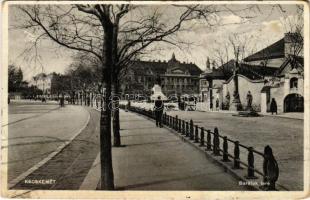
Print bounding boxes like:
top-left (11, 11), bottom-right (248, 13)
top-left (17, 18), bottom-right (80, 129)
top-left (199, 127), bottom-right (205, 147)
top-left (222, 136), bottom-right (230, 162)
top-left (186, 122), bottom-right (189, 137)
top-left (179, 119), bottom-right (182, 132)
top-left (213, 127), bottom-right (220, 156)
top-left (166, 115), bottom-right (169, 126)
top-left (194, 125), bottom-right (199, 143)
top-left (206, 130), bottom-right (212, 151)
top-left (246, 147), bottom-right (257, 179)
top-left (175, 115), bottom-right (178, 130)
top-left (263, 145), bottom-right (279, 190)
top-left (233, 141), bottom-right (241, 169)
top-left (163, 112), bottom-right (167, 125)
top-left (168, 116), bottom-right (171, 127)
top-left (182, 120), bottom-right (185, 135)
top-left (189, 119), bottom-right (194, 140)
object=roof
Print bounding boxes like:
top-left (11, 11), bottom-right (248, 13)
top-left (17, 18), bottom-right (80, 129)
top-left (205, 60), bottom-right (278, 81)
top-left (205, 60), bottom-right (235, 80)
top-left (275, 55), bottom-right (304, 77)
top-left (243, 32), bottom-right (303, 62)
top-left (243, 38), bottom-right (285, 62)
top-left (129, 56), bottom-right (202, 76)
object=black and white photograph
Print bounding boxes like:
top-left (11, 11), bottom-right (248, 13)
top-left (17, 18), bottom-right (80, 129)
top-left (1, 1), bottom-right (309, 199)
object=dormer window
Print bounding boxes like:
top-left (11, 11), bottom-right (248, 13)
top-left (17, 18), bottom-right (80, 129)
top-left (290, 77), bottom-right (298, 89)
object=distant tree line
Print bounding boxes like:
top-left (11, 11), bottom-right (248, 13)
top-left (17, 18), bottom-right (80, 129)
top-left (8, 65), bottom-right (43, 98)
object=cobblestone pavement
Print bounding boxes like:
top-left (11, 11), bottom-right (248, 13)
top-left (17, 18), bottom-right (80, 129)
top-left (10, 106), bottom-right (99, 190)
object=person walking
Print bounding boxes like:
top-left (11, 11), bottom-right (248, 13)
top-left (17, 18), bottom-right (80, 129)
top-left (270, 98), bottom-right (277, 115)
top-left (154, 96), bottom-right (164, 127)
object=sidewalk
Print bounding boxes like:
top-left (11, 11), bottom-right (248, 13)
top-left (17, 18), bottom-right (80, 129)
top-left (84, 110), bottom-right (249, 190)
top-left (260, 112), bottom-right (303, 120)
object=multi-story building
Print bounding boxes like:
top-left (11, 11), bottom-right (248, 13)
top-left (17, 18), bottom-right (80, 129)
top-left (29, 73), bottom-right (54, 95)
top-left (120, 53), bottom-right (203, 99)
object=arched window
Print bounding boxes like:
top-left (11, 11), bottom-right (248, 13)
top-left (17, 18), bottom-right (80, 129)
top-left (290, 77), bottom-right (298, 89)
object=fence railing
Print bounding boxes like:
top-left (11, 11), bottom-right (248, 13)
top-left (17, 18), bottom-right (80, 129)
top-left (120, 104), bottom-right (280, 191)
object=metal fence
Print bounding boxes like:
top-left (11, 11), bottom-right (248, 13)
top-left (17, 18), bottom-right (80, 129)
top-left (121, 104), bottom-right (280, 191)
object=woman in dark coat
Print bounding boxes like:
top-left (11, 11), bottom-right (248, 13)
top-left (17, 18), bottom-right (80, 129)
top-left (270, 98), bottom-right (277, 115)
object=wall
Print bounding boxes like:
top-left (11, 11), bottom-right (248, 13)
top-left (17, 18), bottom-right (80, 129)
top-left (224, 75), bottom-right (264, 111)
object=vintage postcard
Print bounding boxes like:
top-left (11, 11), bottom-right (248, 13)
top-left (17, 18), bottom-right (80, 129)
top-left (1, 1), bottom-right (309, 199)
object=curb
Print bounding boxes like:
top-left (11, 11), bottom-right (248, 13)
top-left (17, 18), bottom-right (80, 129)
top-left (79, 153), bottom-right (100, 190)
top-left (8, 106), bottom-right (91, 189)
top-left (260, 114), bottom-right (303, 120)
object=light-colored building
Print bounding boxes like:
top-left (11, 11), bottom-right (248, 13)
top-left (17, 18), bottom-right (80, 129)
top-left (29, 73), bottom-right (54, 95)
top-left (261, 55), bottom-right (304, 113)
top-left (202, 32), bottom-right (304, 113)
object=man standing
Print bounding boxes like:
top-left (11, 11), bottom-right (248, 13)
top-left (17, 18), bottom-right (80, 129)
top-left (270, 98), bottom-right (277, 115)
top-left (154, 96), bottom-right (164, 127)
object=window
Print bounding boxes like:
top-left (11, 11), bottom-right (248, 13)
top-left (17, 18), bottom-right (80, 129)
top-left (290, 77), bottom-right (298, 89)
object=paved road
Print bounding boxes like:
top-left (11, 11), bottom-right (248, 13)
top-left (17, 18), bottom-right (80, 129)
top-left (12, 106), bottom-right (99, 190)
top-left (166, 110), bottom-right (303, 190)
top-left (6, 101), bottom-right (89, 184)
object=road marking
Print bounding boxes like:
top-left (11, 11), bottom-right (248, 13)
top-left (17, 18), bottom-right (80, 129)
top-left (8, 107), bottom-right (91, 189)
top-left (79, 152), bottom-right (100, 190)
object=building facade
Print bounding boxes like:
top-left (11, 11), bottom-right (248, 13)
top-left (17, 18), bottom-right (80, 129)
top-left (202, 32), bottom-right (304, 113)
top-left (29, 73), bottom-right (54, 95)
top-left (120, 53), bottom-right (202, 99)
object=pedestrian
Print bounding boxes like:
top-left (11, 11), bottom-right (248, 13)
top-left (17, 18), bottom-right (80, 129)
top-left (87, 95), bottom-right (90, 106)
top-left (270, 98), bottom-right (277, 115)
top-left (59, 94), bottom-right (65, 107)
top-left (154, 96), bottom-right (164, 127)
top-left (216, 98), bottom-right (219, 111)
top-left (126, 99), bottom-right (131, 112)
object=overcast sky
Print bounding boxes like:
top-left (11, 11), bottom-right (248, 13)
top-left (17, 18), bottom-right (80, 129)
top-left (8, 3), bottom-right (303, 81)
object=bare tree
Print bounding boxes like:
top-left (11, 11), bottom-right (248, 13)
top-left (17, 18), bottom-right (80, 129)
top-left (280, 5), bottom-right (304, 67)
top-left (15, 3), bottom-right (266, 189)
top-left (17, 4), bottom-right (228, 189)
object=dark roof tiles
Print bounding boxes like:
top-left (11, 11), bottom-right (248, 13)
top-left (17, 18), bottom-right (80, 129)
top-left (244, 38), bottom-right (285, 62)
top-left (129, 59), bottom-right (202, 76)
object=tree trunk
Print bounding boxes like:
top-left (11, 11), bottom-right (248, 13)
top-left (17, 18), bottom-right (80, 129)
top-left (112, 80), bottom-right (121, 147)
top-left (99, 22), bottom-right (114, 190)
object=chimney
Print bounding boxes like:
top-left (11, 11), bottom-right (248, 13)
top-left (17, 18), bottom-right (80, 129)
top-left (206, 57), bottom-right (210, 69)
top-left (212, 60), bottom-right (216, 69)
top-left (284, 32), bottom-right (303, 57)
